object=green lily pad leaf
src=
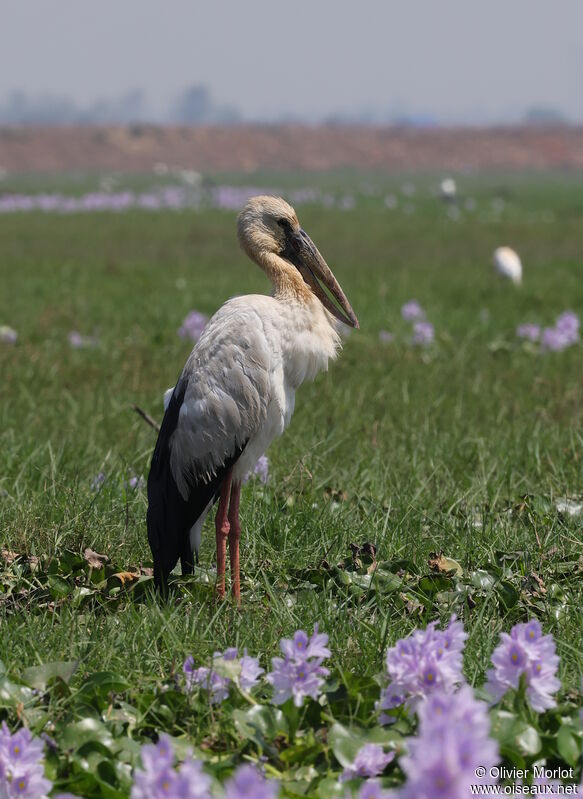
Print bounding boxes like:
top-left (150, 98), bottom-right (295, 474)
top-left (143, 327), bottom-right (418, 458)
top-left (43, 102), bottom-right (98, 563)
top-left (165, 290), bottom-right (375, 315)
top-left (23, 660), bottom-right (78, 690)
top-left (557, 725), bottom-right (581, 767)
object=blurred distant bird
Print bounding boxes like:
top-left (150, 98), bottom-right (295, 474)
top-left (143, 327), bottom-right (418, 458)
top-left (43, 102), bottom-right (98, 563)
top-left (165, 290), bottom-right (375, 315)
top-left (147, 196), bottom-right (359, 599)
top-left (439, 177), bottom-right (457, 202)
top-left (493, 246), bottom-right (522, 285)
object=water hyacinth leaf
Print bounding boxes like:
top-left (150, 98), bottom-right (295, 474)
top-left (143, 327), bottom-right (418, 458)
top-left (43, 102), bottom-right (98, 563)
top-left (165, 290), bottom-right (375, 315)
top-left (60, 717), bottom-right (116, 751)
top-left (328, 722), bottom-right (372, 767)
top-left (317, 777), bottom-right (347, 798)
top-left (470, 569), bottom-right (497, 590)
top-left (557, 725), bottom-right (581, 767)
top-left (373, 570), bottom-right (402, 592)
top-left (0, 675), bottom-right (35, 707)
top-left (491, 711), bottom-right (542, 760)
top-left (378, 558), bottom-right (418, 575)
top-left (350, 573), bottom-right (374, 591)
top-left (75, 671), bottom-right (131, 702)
top-left (47, 573), bottom-right (73, 598)
top-left (495, 580), bottom-right (519, 609)
top-left (332, 568), bottom-right (353, 587)
top-left (418, 573), bottom-right (453, 596)
top-left (233, 705), bottom-right (288, 750)
top-left (278, 736), bottom-right (322, 766)
top-left (22, 660), bottom-right (78, 689)
top-left (59, 549), bottom-right (87, 573)
top-left (514, 723), bottom-right (542, 756)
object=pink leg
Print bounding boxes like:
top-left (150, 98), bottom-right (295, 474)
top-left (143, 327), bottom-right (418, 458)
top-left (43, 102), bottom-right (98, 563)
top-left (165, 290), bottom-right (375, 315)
top-left (215, 471), bottom-right (232, 598)
top-left (228, 481), bottom-right (242, 603)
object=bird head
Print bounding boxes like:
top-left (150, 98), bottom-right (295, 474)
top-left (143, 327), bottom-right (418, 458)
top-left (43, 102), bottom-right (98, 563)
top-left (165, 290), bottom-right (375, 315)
top-left (237, 195), bottom-right (359, 329)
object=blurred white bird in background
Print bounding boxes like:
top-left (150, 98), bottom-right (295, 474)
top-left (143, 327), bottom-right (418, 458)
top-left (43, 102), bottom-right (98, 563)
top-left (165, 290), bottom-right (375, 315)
top-left (493, 246), bottom-right (522, 285)
top-left (439, 177), bottom-right (457, 202)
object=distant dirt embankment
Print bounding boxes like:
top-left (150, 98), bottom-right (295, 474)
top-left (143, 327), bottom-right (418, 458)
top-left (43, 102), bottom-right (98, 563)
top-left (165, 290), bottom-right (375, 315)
top-left (1, 125), bottom-right (583, 173)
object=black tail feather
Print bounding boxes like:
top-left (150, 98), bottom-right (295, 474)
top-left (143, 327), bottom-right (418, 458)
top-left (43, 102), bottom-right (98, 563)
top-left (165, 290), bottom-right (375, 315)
top-left (146, 383), bottom-right (245, 592)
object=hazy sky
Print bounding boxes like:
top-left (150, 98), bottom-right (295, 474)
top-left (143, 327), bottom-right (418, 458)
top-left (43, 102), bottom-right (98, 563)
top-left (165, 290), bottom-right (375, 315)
top-left (1, 0), bottom-right (582, 122)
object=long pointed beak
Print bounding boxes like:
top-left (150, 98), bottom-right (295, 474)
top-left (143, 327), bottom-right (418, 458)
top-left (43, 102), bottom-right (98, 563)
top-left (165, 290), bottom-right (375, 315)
top-left (284, 228), bottom-right (359, 329)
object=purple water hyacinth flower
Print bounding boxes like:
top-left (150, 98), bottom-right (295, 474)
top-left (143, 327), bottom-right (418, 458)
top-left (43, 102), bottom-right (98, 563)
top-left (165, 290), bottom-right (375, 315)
top-left (540, 311), bottom-right (580, 352)
top-left (356, 781), bottom-right (393, 799)
top-left (223, 764), bottom-right (279, 799)
top-left (411, 321), bottom-right (435, 346)
top-left (516, 323), bottom-right (541, 342)
top-left (243, 455), bottom-right (269, 484)
top-left (267, 657), bottom-right (330, 707)
top-left (240, 650), bottom-right (265, 691)
top-left (67, 330), bottom-right (98, 349)
top-left (0, 325), bottom-right (18, 344)
top-left (183, 647), bottom-right (263, 703)
top-left (0, 722), bottom-right (53, 799)
top-left (183, 657), bottom-right (230, 704)
top-left (378, 330), bottom-right (394, 343)
top-left (266, 624), bottom-right (331, 707)
top-left (541, 326), bottom-right (571, 352)
top-left (131, 733), bottom-right (211, 799)
top-left (91, 472), bottom-right (106, 492)
top-left (555, 310), bottom-right (580, 336)
top-left (401, 300), bottom-right (425, 321)
top-left (340, 743), bottom-right (395, 782)
top-left (396, 686), bottom-right (499, 799)
top-left (68, 331), bottom-right (84, 348)
top-left (378, 615), bottom-right (467, 718)
top-left (177, 310), bottom-right (208, 342)
top-left (280, 624), bottom-right (331, 661)
top-left (485, 619), bottom-right (560, 712)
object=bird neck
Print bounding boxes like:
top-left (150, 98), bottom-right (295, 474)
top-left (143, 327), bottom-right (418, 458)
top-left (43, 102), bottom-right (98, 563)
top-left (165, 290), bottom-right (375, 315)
top-left (257, 251), bottom-right (314, 304)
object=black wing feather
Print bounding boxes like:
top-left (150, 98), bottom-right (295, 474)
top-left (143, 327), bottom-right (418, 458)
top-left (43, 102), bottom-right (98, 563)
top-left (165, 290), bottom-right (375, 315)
top-left (146, 382), bottom-right (246, 590)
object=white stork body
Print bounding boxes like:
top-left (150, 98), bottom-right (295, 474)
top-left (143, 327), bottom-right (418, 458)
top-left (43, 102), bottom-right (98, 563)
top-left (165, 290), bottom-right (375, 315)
top-left (164, 294), bottom-right (340, 557)
top-left (147, 196), bottom-right (358, 598)
top-left (493, 246), bottom-right (522, 285)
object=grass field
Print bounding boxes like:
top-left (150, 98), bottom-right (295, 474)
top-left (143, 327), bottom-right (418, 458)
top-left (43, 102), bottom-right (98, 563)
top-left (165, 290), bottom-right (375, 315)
top-left (1, 170), bottom-right (582, 795)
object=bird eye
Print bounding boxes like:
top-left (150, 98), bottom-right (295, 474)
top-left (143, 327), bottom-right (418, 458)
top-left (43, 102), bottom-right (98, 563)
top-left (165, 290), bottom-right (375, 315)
top-left (277, 217), bottom-right (291, 230)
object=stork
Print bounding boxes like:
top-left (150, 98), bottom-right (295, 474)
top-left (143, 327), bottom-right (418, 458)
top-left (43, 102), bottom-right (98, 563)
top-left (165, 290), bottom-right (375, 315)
top-left (493, 246), bottom-right (522, 285)
top-left (147, 196), bottom-right (359, 600)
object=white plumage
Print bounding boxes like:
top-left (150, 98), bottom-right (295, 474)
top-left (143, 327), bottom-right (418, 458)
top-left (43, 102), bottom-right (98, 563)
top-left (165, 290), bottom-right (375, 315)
top-left (439, 177), bottom-right (457, 201)
top-left (493, 246), bottom-right (522, 285)
top-left (168, 294), bottom-right (339, 495)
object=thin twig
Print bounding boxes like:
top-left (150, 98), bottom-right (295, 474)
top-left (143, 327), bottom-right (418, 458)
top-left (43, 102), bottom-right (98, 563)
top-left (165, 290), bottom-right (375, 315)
top-left (132, 405), bottom-right (161, 433)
